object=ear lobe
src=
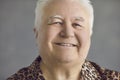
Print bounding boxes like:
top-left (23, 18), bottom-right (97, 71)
top-left (33, 28), bottom-right (38, 39)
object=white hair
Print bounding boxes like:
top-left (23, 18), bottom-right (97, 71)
top-left (34, 0), bottom-right (94, 34)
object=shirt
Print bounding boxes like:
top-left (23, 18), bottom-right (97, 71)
top-left (7, 56), bottom-right (120, 80)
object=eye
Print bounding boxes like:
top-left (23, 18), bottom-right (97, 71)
top-left (48, 22), bottom-right (63, 26)
top-left (48, 19), bottom-right (63, 25)
top-left (53, 22), bottom-right (63, 25)
top-left (72, 23), bottom-right (82, 28)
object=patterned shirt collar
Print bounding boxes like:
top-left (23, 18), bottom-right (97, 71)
top-left (29, 56), bottom-right (102, 80)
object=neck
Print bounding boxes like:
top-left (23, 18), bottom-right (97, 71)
top-left (40, 59), bottom-right (85, 80)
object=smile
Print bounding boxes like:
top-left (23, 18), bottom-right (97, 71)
top-left (54, 43), bottom-right (77, 47)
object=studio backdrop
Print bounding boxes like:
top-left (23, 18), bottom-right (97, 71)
top-left (0, 0), bottom-right (120, 79)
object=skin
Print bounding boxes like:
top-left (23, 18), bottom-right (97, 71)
top-left (34, 0), bottom-right (92, 80)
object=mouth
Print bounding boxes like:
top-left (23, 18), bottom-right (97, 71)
top-left (54, 42), bottom-right (78, 47)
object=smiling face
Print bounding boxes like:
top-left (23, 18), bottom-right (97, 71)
top-left (35, 0), bottom-right (91, 64)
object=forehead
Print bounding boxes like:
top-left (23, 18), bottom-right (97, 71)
top-left (41, 0), bottom-right (90, 23)
top-left (41, 0), bottom-right (90, 24)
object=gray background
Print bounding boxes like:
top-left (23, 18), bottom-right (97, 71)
top-left (0, 0), bottom-right (120, 79)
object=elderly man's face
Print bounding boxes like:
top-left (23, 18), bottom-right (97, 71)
top-left (35, 0), bottom-right (91, 63)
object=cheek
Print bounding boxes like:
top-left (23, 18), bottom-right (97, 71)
top-left (46, 28), bottom-right (61, 54)
top-left (39, 27), bottom-right (60, 51)
top-left (46, 27), bottom-right (60, 42)
top-left (38, 26), bottom-right (60, 43)
top-left (75, 30), bottom-right (90, 47)
top-left (75, 30), bottom-right (91, 59)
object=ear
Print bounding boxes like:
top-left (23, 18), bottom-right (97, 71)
top-left (33, 27), bottom-right (38, 39)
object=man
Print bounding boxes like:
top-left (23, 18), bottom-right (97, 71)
top-left (7, 0), bottom-right (120, 80)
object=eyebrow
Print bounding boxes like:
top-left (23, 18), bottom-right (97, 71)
top-left (47, 15), bottom-right (63, 25)
top-left (49, 15), bottom-right (64, 20)
top-left (48, 15), bottom-right (85, 22)
top-left (74, 17), bottom-right (85, 22)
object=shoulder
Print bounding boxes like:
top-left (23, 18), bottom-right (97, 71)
top-left (7, 67), bottom-right (34, 80)
top-left (7, 66), bottom-right (43, 80)
top-left (89, 61), bottom-right (120, 80)
top-left (7, 56), bottom-right (43, 80)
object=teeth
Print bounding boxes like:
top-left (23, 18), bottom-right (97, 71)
top-left (60, 43), bottom-right (72, 46)
top-left (56, 43), bottom-right (76, 47)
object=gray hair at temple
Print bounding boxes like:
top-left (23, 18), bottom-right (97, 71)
top-left (34, 0), bottom-right (94, 34)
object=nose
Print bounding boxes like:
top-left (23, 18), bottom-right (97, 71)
top-left (59, 22), bottom-right (74, 38)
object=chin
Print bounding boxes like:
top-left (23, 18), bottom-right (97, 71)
top-left (53, 52), bottom-right (79, 63)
